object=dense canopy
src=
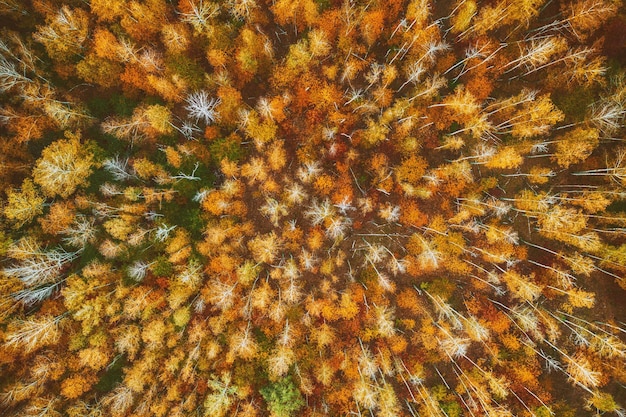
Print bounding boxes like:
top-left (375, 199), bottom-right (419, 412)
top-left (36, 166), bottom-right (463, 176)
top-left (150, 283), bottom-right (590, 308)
top-left (1, 0), bottom-right (626, 416)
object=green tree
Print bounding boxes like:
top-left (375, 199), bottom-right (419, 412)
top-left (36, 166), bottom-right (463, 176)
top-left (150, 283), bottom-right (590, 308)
top-left (260, 376), bottom-right (304, 417)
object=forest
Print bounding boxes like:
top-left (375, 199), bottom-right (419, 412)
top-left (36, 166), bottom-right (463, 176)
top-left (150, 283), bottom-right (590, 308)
top-left (0, 0), bottom-right (625, 416)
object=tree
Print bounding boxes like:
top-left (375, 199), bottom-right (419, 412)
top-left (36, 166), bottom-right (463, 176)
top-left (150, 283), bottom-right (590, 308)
top-left (4, 238), bottom-right (80, 288)
top-left (4, 315), bottom-right (64, 353)
top-left (586, 391), bottom-right (624, 414)
top-left (179, 0), bottom-right (220, 35)
top-left (32, 133), bottom-right (94, 198)
top-left (120, 0), bottom-right (169, 41)
top-left (360, 9), bottom-right (385, 46)
top-left (552, 127), bottom-right (600, 168)
top-left (565, 0), bottom-right (618, 41)
top-left (33, 6), bottom-right (89, 61)
top-left (185, 91), bottom-right (220, 125)
top-left (508, 94), bottom-right (565, 138)
top-left (4, 179), bottom-right (45, 227)
top-left (260, 376), bottom-right (304, 417)
top-left (77, 54), bottom-right (124, 88)
top-left (0, 51), bottom-right (32, 92)
top-left (484, 146), bottom-right (523, 170)
top-left (60, 375), bottom-right (93, 399)
top-left (272, 0), bottom-right (319, 31)
top-left (204, 373), bottom-right (239, 417)
top-left (451, 0), bottom-right (477, 33)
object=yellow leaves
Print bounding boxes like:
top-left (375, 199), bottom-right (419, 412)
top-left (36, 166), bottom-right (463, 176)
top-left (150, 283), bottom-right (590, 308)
top-left (33, 133), bottom-right (94, 198)
top-left (338, 291), bottom-right (359, 320)
top-left (62, 275), bottom-right (90, 311)
top-left (267, 346), bottom-right (295, 380)
top-left (220, 158), bottom-right (240, 177)
top-left (166, 229), bottom-right (192, 264)
top-left (121, 0), bottom-right (168, 41)
top-left (539, 206), bottom-right (587, 236)
top-left (4, 179), bottom-right (45, 227)
top-left (248, 232), bottom-right (282, 264)
top-left (451, 0), bottom-right (477, 33)
top-left (378, 381), bottom-right (401, 417)
top-left (34, 6), bottom-right (89, 61)
top-left (314, 361), bottom-right (335, 386)
top-left (76, 54), bottom-right (123, 88)
top-left (570, 192), bottom-right (611, 214)
top-left (61, 374), bottom-right (93, 399)
top-left (566, 0), bottom-right (618, 41)
top-left (512, 363), bottom-right (539, 387)
top-left (113, 325), bottom-right (141, 360)
top-left (93, 28), bottom-right (120, 59)
top-left (509, 0), bottom-right (548, 26)
top-left (311, 323), bottom-right (336, 349)
top-left (565, 288), bottom-right (596, 309)
top-left (362, 119), bottom-right (390, 147)
top-left (485, 146), bottom-right (523, 170)
top-left (202, 190), bottom-right (231, 216)
top-left (308, 29), bottom-right (331, 58)
top-left (360, 9), bottom-right (385, 46)
top-left (142, 319), bottom-right (169, 348)
top-left (502, 270), bottom-right (543, 301)
top-left (443, 86), bottom-right (481, 118)
top-left (144, 105), bottom-right (174, 135)
top-left (241, 157), bottom-right (268, 184)
top-left (161, 23), bottom-right (191, 54)
top-left (267, 141), bottom-right (287, 171)
top-left (104, 216), bottom-right (136, 241)
top-left (395, 155), bottom-right (428, 185)
top-left (566, 351), bottom-right (602, 389)
top-left (314, 174), bottom-right (334, 196)
top-left (512, 189), bottom-right (550, 213)
top-left (3, 0), bottom-right (625, 413)
top-left (228, 329), bottom-right (258, 362)
top-left (245, 115), bottom-right (278, 148)
top-left (272, 0), bottom-right (319, 30)
top-left (147, 75), bottom-right (184, 102)
top-left (90, 0), bottom-right (126, 22)
top-left (79, 347), bottom-right (109, 371)
top-left (587, 391), bottom-right (621, 414)
top-left (373, 305), bottom-right (396, 338)
top-left (528, 166), bottom-right (554, 184)
top-left (553, 127), bottom-right (600, 168)
top-left (236, 29), bottom-right (263, 77)
top-left (510, 94), bottom-right (564, 138)
top-left (124, 358), bottom-right (152, 393)
top-left (172, 307), bottom-right (191, 327)
top-left (406, 0), bottom-right (431, 29)
top-left (132, 158), bottom-right (164, 180)
top-left (5, 315), bottom-right (62, 353)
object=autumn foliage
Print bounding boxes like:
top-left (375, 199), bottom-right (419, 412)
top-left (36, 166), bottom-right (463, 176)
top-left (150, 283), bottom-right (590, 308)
top-left (1, 0), bottom-right (626, 416)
